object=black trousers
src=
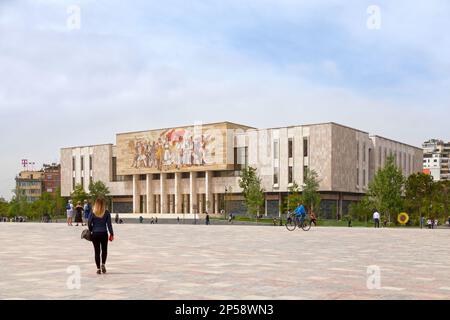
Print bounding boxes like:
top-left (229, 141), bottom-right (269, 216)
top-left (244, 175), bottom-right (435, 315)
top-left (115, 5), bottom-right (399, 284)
top-left (92, 232), bottom-right (108, 269)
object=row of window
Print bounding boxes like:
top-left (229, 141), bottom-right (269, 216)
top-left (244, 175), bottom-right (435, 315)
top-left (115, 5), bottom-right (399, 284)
top-left (17, 181), bottom-right (41, 187)
top-left (274, 137), bottom-right (309, 160)
top-left (72, 155), bottom-right (93, 172)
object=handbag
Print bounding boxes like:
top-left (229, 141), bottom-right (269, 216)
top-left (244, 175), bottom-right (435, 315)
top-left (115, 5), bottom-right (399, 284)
top-left (81, 229), bottom-right (92, 242)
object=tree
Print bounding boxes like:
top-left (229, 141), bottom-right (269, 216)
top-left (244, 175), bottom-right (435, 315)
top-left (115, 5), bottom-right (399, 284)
top-left (366, 155), bottom-right (405, 222)
top-left (433, 180), bottom-right (450, 223)
top-left (0, 197), bottom-right (9, 217)
top-left (302, 168), bottom-right (321, 214)
top-left (88, 181), bottom-right (111, 201)
top-left (239, 166), bottom-right (265, 219)
top-left (405, 173), bottom-right (434, 223)
top-left (282, 182), bottom-right (303, 214)
top-left (246, 181), bottom-right (265, 218)
top-left (70, 184), bottom-right (89, 205)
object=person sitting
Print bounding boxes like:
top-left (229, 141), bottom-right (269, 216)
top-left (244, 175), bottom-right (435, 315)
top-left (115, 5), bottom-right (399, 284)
top-left (294, 203), bottom-right (307, 223)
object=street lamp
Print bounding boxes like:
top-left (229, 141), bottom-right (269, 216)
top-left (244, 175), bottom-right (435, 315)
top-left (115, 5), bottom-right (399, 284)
top-left (224, 186), bottom-right (232, 220)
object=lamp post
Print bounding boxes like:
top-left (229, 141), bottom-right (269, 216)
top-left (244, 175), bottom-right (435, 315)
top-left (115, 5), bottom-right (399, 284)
top-left (224, 186), bottom-right (232, 220)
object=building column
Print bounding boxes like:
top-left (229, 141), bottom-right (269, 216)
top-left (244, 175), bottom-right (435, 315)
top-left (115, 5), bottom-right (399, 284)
top-left (205, 171), bottom-right (213, 214)
top-left (214, 193), bottom-right (219, 214)
top-left (175, 173), bottom-right (182, 214)
top-left (146, 174), bottom-right (153, 214)
top-left (189, 172), bottom-right (197, 214)
top-left (132, 174), bottom-right (140, 214)
top-left (160, 173), bottom-right (167, 213)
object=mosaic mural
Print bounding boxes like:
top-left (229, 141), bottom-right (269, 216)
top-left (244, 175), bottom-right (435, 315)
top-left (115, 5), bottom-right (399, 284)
top-left (129, 128), bottom-right (216, 171)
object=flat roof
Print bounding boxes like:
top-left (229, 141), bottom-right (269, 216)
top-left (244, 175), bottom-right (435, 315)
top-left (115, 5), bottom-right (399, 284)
top-left (61, 143), bottom-right (113, 150)
top-left (369, 135), bottom-right (422, 151)
top-left (116, 121), bottom-right (255, 136)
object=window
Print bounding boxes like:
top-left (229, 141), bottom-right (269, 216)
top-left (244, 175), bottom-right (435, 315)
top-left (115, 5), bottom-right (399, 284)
top-left (363, 169), bottom-right (366, 186)
top-left (274, 140), bottom-right (279, 159)
top-left (81, 156), bottom-right (84, 171)
top-left (273, 167), bottom-right (279, 185)
top-left (72, 177), bottom-right (76, 190)
top-left (197, 172), bottom-right (206, 178)
top-left (166, 173), bottom-right (175, 179)
top-left (153, 174), bottom-right (161, 180)
top-left (89, 176), bottom-right (93, 186)
top-left (182, 172), bottom-right (190, 179)
top-left (363, 143), bottom-right (366, 162)
top-left (303, 138), bottom-right (309, 157)
top-left (112, 157), bottom-right (118, 182)
top-left (139, 174), bottom-right (146, 180)
top-left (356, 142), bottom-right (359, 161)
top-left (89, 155), bottom-right (93, 171)
top-left (234, 147), bottom-right (248, 170)
top-left (288, 138), bottom-right (293, 158)
top-left (303, 166), bottom-right (308, 181)
top-left (72, 157), bottom-right (76, 171)
top-left (356, 168), bottom-right (359, 186)
top-left (81, 177), bottom-right (84, 188)
top-left (288, 166), bottom-right (293, 184)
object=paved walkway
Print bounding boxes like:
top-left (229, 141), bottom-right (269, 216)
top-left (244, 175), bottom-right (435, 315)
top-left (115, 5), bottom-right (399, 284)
top-left (0, 223), bottom-right (449, 300)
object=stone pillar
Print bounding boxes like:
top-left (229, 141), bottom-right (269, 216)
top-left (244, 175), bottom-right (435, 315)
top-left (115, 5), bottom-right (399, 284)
top-left (205, 171), bottom-right (213, 214)
top-left (189, 172), bottom-right (197, 214)
top-left (155, 195), bottom-right (160, 213)
top-left (132, 174), bottom-right (140, 213)
top-left (160, 173), bottom-right (167, 213)
top-left (214, 194), bottom-right (219, 214)
top-left (175, 173), bottom-right (182, 214)
top-left (146, 174), bottom-right (153, 214)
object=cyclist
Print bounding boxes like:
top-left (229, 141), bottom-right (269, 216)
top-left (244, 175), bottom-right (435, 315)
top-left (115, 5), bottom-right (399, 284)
top-left (294, 203), bottom-right (308, 223)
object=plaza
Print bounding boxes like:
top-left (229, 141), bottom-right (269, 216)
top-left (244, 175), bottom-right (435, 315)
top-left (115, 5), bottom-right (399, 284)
top-left (0, 223), bottom-right (449, 300)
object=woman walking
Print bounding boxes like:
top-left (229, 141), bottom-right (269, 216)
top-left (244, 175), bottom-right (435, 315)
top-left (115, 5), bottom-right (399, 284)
top-left (74, 202), bottom-right (83, 227)
top-left (88, 198), bottom-right (114, 275)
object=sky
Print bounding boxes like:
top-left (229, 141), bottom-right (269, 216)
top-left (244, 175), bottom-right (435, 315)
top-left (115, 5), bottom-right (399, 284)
top-left (0, 0), bottom-right (449, 199)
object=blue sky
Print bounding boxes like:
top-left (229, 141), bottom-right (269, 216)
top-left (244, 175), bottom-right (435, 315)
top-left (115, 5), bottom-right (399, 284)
top-left (0, 0), bottom-right (449, 199)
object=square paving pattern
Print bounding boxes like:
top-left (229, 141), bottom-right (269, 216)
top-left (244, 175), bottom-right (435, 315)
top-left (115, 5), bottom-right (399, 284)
top-left (0, 223), bottom-right (449, 300)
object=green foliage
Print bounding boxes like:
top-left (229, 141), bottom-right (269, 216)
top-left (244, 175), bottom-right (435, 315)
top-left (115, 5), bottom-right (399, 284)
top-left (404, 173), bottom-right (434, 222)
top-left (88, 180), bottom-right (111, 201)
top-left (282, 182), bottom-right (303, 214)
top-left (70, 184), bottom-right (89, 205)
top-left (302, 168), bottom-right (321, 212)
top-left (0, 197), bottom-right (9, 216)
top-left (366, 155), bottom-right (405, 218)
top-left (239, 166), bottom-right (265, 218)
top-left (348, 198), bottom-right (373, 222)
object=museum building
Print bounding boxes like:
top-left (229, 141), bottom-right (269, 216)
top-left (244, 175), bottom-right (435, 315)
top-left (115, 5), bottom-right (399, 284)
top-left (60, 122), bottom-right (423, 217)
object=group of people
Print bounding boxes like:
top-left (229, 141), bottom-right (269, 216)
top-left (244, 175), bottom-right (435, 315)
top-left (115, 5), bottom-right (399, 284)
top-left (66, 200), bottom-right (92, 226)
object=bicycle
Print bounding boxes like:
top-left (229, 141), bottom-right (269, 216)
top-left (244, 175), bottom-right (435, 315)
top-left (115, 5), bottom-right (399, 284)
top-left (285, 213), bottom-right (312, 231)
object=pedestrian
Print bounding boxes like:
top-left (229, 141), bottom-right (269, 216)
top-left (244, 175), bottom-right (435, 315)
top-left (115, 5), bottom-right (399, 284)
top-left (88, 198), bottom-right (114, 275)
top-left (427, 218), bottom-right (432, 229)
top-left (115, 213), bottom-right (119, 224)
top-left (139, 216), bottom-right (144, 224)
top-left (383, 219), bottom-right (388, 228)
top-left (420, 216), bottom-right (425, 229)
top-left (151, 217), bottom-right (155, 224)
top-left (434, 219), bottom-right (439, 229)
top-left (206, 214), bottom-right (210, 225)
top-left (373, 209), bottom-right (380, 228)
top-left (177, 217), bottom-right (180, 224)
top-left (448, 216), bottom-right (450, 228)
top-left (310, 211), bottom-right (317, 227)
top-left (66, 200), bottom-right (74, 226)
top-left (83, 200), bottom-right (91, 226)
top-left (155, 217), bottom-right (158, 224)
top-left (74, 202), bottom-right (83, 226)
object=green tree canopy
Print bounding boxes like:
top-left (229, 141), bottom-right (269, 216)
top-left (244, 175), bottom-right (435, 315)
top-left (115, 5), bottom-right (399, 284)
top-left (88, 180), bottom-right (111, 201)
top-left (302, 168), bottom-right (321, 212)
top-left (239, 166), bottom-right (265, 218)
top-left (366, 155), bottom-right (405, 219)
top-left (70, 184), bottom-right (89, 205)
